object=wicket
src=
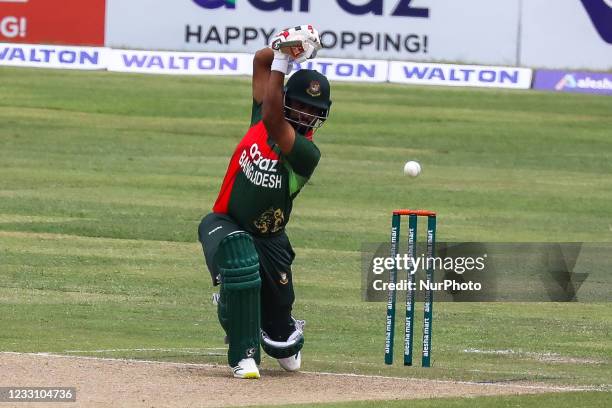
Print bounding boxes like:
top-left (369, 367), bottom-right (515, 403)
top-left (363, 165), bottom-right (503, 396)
top-left (384, 209), bottom-right (437, 367)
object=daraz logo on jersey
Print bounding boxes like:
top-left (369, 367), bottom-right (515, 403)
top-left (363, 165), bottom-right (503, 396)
top-left (238, 143), bottom-right (282, 189)
top-left (581, 0), bottom-right (612, 44)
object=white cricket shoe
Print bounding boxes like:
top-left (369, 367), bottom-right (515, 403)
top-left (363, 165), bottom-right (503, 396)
top-left (278, 351), bottom-right (301, 372)
top-left (232, 358), bottom-right (260, 379)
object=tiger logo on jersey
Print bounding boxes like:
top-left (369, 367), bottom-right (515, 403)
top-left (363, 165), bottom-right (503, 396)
top-left (254, 207), bottom-right (285, 234)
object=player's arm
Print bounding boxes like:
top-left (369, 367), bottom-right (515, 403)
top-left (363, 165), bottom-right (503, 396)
top-left (252, 47), bottom-right (274, 105)
top-left (262, 57), bottom-right (296, 155)
top-left (262, 25), bottom-right (322, 155)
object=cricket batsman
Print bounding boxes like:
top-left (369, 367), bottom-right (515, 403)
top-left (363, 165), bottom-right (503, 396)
top-left (197, 25), bottom-right (332, 379)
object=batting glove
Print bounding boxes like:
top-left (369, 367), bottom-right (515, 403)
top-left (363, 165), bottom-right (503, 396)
top-left (270, 24), bottom-right (322, 73)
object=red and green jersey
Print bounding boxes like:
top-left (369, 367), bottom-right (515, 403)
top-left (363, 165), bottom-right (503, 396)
top-left (212, 101), bottom-right (320, 236)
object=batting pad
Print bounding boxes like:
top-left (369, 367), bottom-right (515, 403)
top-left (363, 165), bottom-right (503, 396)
top-left (215, 232), bottom-right (261, 367)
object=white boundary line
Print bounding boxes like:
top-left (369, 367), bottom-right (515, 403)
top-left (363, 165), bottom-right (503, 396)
top-left (56, 352), bottom-right (568, 377)
top-left (0, 351), bottom-right (606, 393)
top-left (63, 347), bottom-right (226, 353)
top-left (465, 348), bottom-right (555, 356)
top-left (302, 370), bottom-right (606, 392)
top-left (463, 348), bottom-right (605, 364)
top-left (1, 351), bottom-right (221, 368)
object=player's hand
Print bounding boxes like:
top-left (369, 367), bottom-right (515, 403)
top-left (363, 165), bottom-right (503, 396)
top-left (270, 24), bottom-right (322, 64)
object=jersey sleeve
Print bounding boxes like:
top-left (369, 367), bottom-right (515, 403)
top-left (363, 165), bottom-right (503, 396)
top-left (250, 99), bottom-right (263, 127)
top-left (285, 134), bottom-right (321, 178)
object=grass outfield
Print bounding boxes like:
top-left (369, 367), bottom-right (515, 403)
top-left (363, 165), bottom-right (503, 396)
top-left (0, 67), bottom-right (611, 397)
top-left (270, 392), bottom-right (610, 408)
top-left (286, 391), bottom-right (611, 408)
